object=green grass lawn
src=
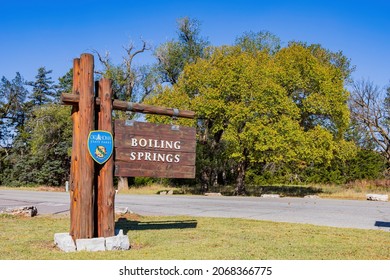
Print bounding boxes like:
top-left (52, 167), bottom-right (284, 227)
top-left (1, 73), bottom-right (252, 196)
top-left (0, 213), bottom-right (389, 260)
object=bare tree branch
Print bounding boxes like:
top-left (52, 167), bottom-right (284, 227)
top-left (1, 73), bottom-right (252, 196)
top-left (350, 78), bottom-right (390, 161)
top-left (92, 49), bottom-right (111, 72)
top-left (121, 39), bottom-right (151, 100)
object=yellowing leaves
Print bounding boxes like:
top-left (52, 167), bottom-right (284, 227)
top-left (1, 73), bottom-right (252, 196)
top-left (146, 43), bottom-right (356, 180)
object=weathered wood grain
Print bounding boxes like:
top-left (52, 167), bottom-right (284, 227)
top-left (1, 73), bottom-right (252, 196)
top-left (114, 120), bottom-right (196, 179)
top-left (96, 78), bottom-right (115, 238)
top-left (69, 58), bottom-right (80, 241)
top-left (77, 53), bottom-right (95, 239)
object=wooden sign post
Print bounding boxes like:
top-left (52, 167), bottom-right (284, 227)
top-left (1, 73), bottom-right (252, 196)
top-left (96, 78), bottom-right (115, 238)
top-left (69, 54), bottom-right (95, 240)
top-left (62, 53), bottom-right (196, 241)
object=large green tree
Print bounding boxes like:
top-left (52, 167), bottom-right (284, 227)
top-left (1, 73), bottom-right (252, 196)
top-left (27, 104), bottom-right (72, 185)
top-left (1, 69), bottom-right (73, 186)
top-left (1, 104), bottom-right (72, 186)
top-left (147, 43), bottom-right (356, 194)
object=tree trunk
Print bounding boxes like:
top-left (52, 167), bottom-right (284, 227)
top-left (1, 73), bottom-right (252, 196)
top-left (235, 160), bottom-right (247, 195)
top-left (117, 176), bottom-right (129, 191)
top-left (200, 167), bottom-right (210, 193)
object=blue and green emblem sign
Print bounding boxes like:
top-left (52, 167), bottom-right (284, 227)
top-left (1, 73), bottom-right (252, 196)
top-left (87, 130), bottom-right (113, 164)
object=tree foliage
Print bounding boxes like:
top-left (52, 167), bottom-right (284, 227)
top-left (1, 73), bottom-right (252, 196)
top-left (147, 43), bottom-right (356, 194)
top-left (0, 73), bottom-right (28, 148)
top-left (235, 30), bottom-right (281, 55)
top-left (0, 69), bottom-right (73, 186)
top-left (57, 68), bottom-right (73, 94)
top-left (27, 67), bottom-right (57, 105)
top-left (155, 17), bottom-right (209, 85)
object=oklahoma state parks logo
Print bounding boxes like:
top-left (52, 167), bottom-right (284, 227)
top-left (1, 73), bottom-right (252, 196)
top-left (87, 131), bottom-right (113, 164)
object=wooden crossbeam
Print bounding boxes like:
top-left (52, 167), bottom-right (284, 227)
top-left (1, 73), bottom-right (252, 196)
top-left (61, 93), bottom-right (196, 119)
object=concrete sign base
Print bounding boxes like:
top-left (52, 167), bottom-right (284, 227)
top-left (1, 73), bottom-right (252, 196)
top-left (54, 230), bottom-right (130, 252)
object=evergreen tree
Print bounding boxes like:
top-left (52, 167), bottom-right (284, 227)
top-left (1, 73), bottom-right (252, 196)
top-left (57, 68), bottom-right (73, 95)
top-left (28, 67), bottom-right (56, 105)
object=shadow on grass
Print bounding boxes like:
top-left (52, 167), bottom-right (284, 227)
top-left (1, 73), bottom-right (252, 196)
top-left (116, 218), bottom-right (198, 235)
top-left (375, 221), bottom-right (390, 228)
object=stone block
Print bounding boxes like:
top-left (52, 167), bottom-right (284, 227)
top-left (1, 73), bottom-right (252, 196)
top-left (105, 230), bottom-right (130, 251)
top-left (3, 206), bottom-right (38, 217)
top-left (204, 192), bottom-right (222, 196)
top-left (76, 237), bottom-right (106, 252)
top-left (115, 207), bottom-right (129, 214)
top-left (55, 229), bottom-right (130, 252)
top-left (304, 195), bottom-right (321, 199)
top-left (261, 194), bottom-right (280, 198)
top-left (366, 194), bottom-right (388, 202)
top-left (54, 233), bottom-right (76, 252)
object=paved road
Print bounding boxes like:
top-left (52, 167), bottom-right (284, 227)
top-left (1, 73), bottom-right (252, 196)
top-left (1, 189), bottom-right (389, 231)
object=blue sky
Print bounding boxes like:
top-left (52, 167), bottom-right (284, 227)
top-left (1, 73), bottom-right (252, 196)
top-left (1, 0), bottom-right (389, 89)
